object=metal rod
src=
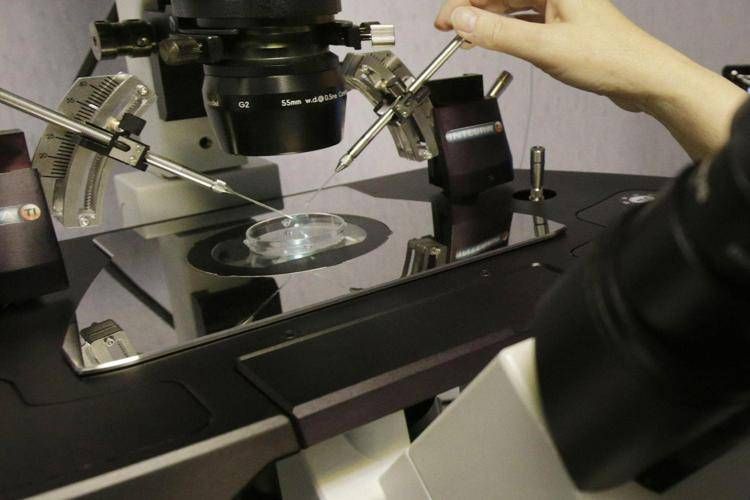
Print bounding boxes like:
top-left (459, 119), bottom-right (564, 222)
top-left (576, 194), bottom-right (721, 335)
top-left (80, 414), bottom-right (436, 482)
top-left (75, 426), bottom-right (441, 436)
top-left (0, 85), bottom-right (293, 219)
top-left (488, 71), bottom-right (514, 99)
top-left (0, 87), bottom-right (112, 144)
top-left (335, 34), bottom-right (465, 173)
top-left (144, 154), bottom-right (292, 219)
top-left (530, 146), bottom-right (546, 202)
top-left (0, 86), bottom-right (226, 190)
top-left (409, 34), bottom-right (465, 92)
top-left (145, 153), bottom-right (219, 191)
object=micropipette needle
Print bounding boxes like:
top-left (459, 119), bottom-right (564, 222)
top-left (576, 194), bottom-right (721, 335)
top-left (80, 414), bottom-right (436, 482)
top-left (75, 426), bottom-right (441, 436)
top-left (220, 185), bottom-right (294, 220)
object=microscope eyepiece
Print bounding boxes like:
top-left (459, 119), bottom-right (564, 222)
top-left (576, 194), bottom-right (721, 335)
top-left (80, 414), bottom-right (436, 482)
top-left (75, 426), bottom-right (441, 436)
top-left (533, 98), bottom-right (750, 492)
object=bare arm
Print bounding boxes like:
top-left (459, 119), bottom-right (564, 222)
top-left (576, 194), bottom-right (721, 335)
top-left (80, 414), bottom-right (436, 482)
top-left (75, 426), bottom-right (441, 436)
top-left (435, 0), bottom-right (747, 161)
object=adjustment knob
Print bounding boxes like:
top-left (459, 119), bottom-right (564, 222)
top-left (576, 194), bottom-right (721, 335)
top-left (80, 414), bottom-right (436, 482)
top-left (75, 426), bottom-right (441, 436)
top-left (89, 20), bottom-right (156, 60)
top-left (159, 36), bottom-right (203, 66)
top-left (369, 24), bottom-right (396, 46)
top-left (360, 23), bottom-right (396, 47)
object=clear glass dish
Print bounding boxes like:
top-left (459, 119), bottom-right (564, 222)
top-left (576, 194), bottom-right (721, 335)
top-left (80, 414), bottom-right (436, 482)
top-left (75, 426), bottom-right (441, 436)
top-left (244, 213), bottom-right (348, 260)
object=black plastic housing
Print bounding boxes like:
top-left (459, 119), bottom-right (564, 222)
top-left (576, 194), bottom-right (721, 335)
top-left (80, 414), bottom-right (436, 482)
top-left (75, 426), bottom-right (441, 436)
top-left (533, 100), bottom-right (750, 491)
top-left (171, 0), bottom-right (342, 19)
top-left (427, 75), bottom-right (514, 199)
top-left (0, 169), bottom-right (68, 304)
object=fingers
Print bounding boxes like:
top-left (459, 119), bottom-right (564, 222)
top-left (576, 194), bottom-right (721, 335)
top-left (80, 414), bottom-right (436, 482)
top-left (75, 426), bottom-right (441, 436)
top-left (511, 13), bottom-right (545, 23)
top-left (436, 0), bottom-right (472, 31)
top-left (435, 0), bottom-right (543, 30)
top-left (450, 6), bottom-right (548, 65)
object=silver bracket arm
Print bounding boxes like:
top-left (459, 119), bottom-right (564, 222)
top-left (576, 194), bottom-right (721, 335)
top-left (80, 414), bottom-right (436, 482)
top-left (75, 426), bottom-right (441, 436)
top-left (342, 51), bottom-right (440, 164)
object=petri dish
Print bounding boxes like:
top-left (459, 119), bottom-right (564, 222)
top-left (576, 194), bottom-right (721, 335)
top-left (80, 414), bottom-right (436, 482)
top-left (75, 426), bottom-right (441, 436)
top-left (244, 213), bottom-right (348, 261)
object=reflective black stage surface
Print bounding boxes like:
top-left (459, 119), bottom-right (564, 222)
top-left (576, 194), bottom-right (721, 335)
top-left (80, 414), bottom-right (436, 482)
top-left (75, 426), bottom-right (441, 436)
top-left (0, 169), bottom-right (665, 498)
top-left (70, 182), bottom-right (565, 373)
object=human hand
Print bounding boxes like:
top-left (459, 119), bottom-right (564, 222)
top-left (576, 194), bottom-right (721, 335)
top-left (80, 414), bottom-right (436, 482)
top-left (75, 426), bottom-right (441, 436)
top-left (434, 0), bottom-right (748, 160)
top-left (435, 0), bottom-right (690, 112)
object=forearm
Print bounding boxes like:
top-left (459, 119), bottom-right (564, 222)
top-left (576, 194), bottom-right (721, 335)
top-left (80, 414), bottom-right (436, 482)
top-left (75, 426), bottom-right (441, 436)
top-left (639, 49), bottom-right (748, 161)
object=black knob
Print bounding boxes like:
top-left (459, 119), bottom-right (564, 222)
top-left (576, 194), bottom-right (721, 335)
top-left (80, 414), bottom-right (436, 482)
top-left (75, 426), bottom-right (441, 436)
top-left (89, 20), bottom-right (157, 60)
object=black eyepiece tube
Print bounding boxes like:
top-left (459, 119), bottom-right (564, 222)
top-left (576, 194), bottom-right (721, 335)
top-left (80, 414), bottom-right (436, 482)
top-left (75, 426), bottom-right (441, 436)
top-left (533, 99), bottom-right (750, 492)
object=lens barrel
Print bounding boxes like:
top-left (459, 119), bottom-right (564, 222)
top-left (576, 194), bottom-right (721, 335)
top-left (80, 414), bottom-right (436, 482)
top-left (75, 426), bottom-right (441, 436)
top-left (171, 0), bottom-right (342, 20)
top-left (170, 0), bottom-right (348, 156)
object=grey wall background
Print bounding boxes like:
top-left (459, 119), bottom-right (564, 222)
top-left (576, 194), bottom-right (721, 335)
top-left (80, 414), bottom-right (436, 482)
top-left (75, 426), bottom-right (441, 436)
top-left (1, 0), bottom-right (748, 234)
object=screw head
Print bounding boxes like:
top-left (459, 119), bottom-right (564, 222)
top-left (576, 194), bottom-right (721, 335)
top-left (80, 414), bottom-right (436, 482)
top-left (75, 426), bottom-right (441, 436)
top-left (78, 213), bottom-right (95, 227)
top-left (19, 204), bottom-right (42, 222)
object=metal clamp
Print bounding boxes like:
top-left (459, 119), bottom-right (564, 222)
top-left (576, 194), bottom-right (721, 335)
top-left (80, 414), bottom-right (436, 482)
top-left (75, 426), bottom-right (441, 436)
top-left (343, 51), bottom-right (439, 162)
top-left (80, 319), bottom-right (138, 366)
top-left (402, 236), bottom-right (448, 276)
top-left (27, 74), bottom-right (155, 228)
top-left (76, 116), bottom-right (150, 171)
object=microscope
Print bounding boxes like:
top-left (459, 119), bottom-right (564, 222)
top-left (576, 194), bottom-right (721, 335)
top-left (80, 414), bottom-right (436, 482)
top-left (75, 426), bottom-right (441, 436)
top-left (277, 97), bottom-right (750, 500)
top-left (0, 0), bottom-right (514, 232)
top-left (0, 0), bottom-right (518, 345)
top-left (1, 1), bottom-right (748, 499)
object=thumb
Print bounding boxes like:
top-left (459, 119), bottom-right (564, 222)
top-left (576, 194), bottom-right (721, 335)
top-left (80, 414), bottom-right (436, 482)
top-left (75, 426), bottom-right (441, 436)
top-left (451, 6), bottom-right (547, 65)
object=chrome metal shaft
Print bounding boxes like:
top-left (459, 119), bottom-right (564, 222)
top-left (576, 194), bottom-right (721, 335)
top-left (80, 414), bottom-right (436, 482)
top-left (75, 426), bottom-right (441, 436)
top-left (0, 87), bottom-right (112, 144)
top-left (145, 153), bottom-right (226, 192)
top-left (0, 85), bottom-right (293, 218)
top-left (335, 34), bottom-right (465, 173)
top-left (488, 71), bottom-right (514, 99)
top-left (530, 146), bottom-right (546, 202)
top-left (409, 34), bottom-right (465, 91)
top-left (0, 86), bottom-right (225, 190)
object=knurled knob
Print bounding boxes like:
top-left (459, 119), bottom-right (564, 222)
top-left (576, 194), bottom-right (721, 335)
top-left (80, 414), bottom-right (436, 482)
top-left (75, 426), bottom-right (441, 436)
top-left (159, 36), bottom-right (203, 66)
top-left (89, 20), bottom-right (156, 60)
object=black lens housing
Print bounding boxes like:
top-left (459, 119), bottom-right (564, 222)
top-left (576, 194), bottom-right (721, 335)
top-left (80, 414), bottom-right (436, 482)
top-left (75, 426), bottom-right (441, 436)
top-left (170, 0), bottom-right (349, 156)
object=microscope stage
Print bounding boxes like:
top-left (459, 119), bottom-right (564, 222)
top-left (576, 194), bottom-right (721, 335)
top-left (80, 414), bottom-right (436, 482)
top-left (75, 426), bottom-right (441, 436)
top-left (71, 180), bottom-right (566, 374)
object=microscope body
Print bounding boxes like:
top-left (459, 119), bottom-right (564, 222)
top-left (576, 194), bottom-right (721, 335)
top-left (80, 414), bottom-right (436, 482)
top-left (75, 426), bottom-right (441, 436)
top-left (275, 102), bottom-right (750, 499)
top-left (373, 339), bottom-right (750, 500)
top-left (11, 2), bottom-right (748, 497)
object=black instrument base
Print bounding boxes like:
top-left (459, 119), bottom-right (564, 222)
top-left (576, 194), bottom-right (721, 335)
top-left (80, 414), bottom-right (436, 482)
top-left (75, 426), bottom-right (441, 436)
top-left (0, 169), bottom-right (667, 498)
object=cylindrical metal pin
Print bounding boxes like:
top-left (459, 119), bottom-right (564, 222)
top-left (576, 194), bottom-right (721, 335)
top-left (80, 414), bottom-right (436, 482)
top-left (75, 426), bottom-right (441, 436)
top-left (488, 71), bottom-right (514, 99)
top-left (530, 146), bottom-right (546, 202)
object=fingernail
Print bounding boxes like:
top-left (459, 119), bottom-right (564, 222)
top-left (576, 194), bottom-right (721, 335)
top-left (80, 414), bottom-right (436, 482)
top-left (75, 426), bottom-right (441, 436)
top-left (451, 7), bottom-right (477, 33)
